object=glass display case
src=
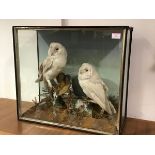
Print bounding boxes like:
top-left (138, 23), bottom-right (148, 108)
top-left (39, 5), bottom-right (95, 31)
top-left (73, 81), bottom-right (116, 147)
top-left (13, 26), bottom-right (133, 134)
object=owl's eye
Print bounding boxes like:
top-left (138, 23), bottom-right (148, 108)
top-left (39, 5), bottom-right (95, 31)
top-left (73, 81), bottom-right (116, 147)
top-left (85, 69), bottom-right (88, 72)
top-left (55, 47), bottom-right (59, 51)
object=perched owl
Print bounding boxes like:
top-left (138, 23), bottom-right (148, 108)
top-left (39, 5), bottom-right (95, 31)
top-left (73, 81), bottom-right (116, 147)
top-left (78, 63), bottom-right (116, 115)
top-left (35, 42), bottom-right (67, 89)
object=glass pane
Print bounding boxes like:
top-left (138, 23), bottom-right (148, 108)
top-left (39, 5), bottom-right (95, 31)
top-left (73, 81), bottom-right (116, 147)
top-left (17, 30), bottom-right (39, 114)
top-left (15, 27), bottom-right (128, 134)
top-left (121, 29), bottom-right (131, 128)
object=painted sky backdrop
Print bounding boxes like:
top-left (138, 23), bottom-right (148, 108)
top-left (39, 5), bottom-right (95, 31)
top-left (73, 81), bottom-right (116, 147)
top-left (38, 29), bottom-right (124, 96)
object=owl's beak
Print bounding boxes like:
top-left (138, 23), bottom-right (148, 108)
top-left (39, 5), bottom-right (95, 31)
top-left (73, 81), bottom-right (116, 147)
top-left (51, 50), bottom-right (57, 56)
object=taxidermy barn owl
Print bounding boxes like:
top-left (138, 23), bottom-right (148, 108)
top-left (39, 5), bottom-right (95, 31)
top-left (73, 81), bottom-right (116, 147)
top-left (35, 42), bottom-right (67, 89)
top-left (78, 63), bottom-right (116, 115)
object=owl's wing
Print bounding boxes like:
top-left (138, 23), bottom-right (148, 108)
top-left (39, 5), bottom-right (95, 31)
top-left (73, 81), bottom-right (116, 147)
top-left (39, 63), bottom-right (43, 73)
top-left (101, 81), bottom-right (109, 92)
top-left (90, 77), bottom-right (109, 92)
top-left (35, 63), bottom-right (43, 82)
top-left (35, 57), bottom-right (54, 82)
top-left (81, 81), bottom-right (112, 114)
top-left (43, 57), bottom-right (54, 73)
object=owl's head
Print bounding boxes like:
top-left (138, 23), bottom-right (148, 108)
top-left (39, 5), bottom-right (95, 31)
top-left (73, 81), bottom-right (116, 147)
top-left (78, 63), bottom-right (94, 80)
top-left (48, 42), bottom-right (67, 57)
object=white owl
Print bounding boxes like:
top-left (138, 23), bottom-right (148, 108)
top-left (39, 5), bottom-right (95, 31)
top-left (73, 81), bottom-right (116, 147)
top-left (35, 42), bottom-right (67, 89)
top-left (78, 63), bottom-right (116, 115)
